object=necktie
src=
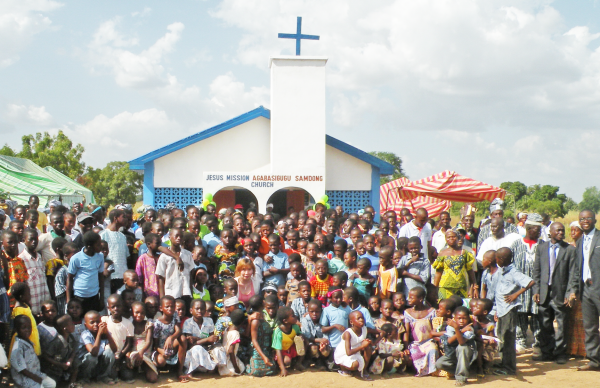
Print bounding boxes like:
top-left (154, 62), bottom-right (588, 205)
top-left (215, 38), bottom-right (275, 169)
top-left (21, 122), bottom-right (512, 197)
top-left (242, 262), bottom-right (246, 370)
top-left (549, 244), bottom-right (557, 285)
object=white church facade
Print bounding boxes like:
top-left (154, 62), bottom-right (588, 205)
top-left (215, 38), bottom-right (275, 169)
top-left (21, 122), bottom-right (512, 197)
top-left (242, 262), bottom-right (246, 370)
top-left (129, 56), bottom-right (393, 217)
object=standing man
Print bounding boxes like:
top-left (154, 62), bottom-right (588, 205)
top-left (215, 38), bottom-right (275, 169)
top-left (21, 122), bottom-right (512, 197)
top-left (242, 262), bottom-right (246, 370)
top-left (533, 222), bottom-right (577, 364)
top-left (575, 210), bottom-right (600, 371)
top-left (477, 198), bottom-right (518, 248)
top-left (27, 195), bottom-right (48, 233)
top-left (431, 211), bottom-right (452, 252)
top-left (72, 213), bottom-right (95, 250)
top-left (100, 209), bottom-right (129, 293)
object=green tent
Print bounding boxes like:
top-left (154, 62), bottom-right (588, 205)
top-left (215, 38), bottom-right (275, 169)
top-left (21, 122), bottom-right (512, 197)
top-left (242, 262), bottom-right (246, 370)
top-left (0, 155), bottom-right (95, 207)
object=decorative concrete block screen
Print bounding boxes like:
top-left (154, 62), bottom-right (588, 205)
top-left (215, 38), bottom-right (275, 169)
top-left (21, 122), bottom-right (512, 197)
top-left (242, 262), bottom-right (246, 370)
top-left (154, 188), bottom-right (203, 209)
top-left (326, 190), bottom-right (370, 215)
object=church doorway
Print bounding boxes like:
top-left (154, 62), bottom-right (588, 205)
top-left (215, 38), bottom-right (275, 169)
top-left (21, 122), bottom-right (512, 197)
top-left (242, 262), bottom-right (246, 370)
top-left (213, 187), bottom-right (259, 212)
top-left (267, 187), bottom-right (315, 217)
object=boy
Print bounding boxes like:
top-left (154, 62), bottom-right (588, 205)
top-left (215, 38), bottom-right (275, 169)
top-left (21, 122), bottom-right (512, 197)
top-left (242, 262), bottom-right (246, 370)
top-left (481, 250), bottom-right (499, 315)
top-left (493, 247), bottom-right (534, 376)
top-left (10, 315), bottom-right (55, 388)
top-left (66, 231), bottom-right (104, 312)
top-left (277, 286), bottom-right (289, 306)
top-left (328, 240), bottom-right (348, 275)
top-left (320, 289), bottom-right (348, 369)
top-left (155, 228), bottom-right (194, 299)
top-left (301, 299), bottom-right (331, 369)
top-left (284, 229), bottom-right (300, 255)
top-left (309, 260), bottom-right (332, 305)
top-left (263, 294), bottom-right (279, 330)
top-left (25, 210), bottom-right (40, 235)
top-left (201, 215), bottom-right (221, 257)
top-left (291, 281), bottom-right (311, 318)
top-left (117, 269), bottom-right (143, 302)
top-left (47, 237), bottom-right (68, 300)
top-left (19, 228), bottom-right (50, 314)
top-left (397, 236), bottom-right (431, 296)
top-left (102, 294), bottom-right (135, 382)
top-left (78, 310), bottom-right (117, 384)
top-left (39, 307), bottom-right (80, 386)
top-left (342, 286), bottom-right (377, 331)
top-left (285, 261), bottom-right (304, 305)
top-left (377, 246), bottom-right (397, 299)
top-left (263, 234), bottom-right (289, 288)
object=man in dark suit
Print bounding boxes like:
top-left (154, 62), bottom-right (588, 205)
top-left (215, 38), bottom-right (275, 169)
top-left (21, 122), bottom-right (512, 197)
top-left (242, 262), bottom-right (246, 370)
top-left (573, 210), bottom-right (600, 371)
top-left (533, 222), bottom-right (577, 364)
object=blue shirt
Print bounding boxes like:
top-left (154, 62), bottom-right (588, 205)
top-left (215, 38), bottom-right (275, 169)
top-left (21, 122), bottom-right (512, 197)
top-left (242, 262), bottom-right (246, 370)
top-left (494, 264), bottom-right (532, 317)
top-left (343, 305), bottom-right (376, 330)
top-left (138, 241), bottom-right (169, 257)
top-left (360, 252), bottom-right (379, 276)
top-left (397, 254), bottom-right (430, 295)
top-left (263, 251), bottom-right (289, 288)
top-left (202, 232), bottom-right (221, 257)
top-left (320, 304), bottom-right (349, 348)
top-left (67, 249), bottom-right (104, 298)
top-left (482, 268), bottom-right (500, 309)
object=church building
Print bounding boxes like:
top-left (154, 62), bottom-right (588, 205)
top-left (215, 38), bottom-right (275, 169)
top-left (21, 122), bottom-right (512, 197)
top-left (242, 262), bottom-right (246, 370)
top-left (129, 55), bottom-right (393, 217)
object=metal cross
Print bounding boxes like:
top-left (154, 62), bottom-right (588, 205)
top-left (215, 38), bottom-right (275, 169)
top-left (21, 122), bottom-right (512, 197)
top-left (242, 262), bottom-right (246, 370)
top-left (278, 17), bottom-right (319, 56)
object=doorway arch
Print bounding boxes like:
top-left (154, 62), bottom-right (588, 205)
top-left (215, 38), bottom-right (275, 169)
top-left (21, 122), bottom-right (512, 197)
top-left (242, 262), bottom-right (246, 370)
top-left (266, 187), bottom-right (315, 217)
top-left (213, 187), bottom-right (259, 212)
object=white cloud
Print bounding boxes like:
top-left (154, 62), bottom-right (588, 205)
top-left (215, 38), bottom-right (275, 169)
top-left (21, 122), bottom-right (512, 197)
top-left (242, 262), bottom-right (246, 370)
top-left (132, 7), bottom-right (152, 18)
top-left (5, 104), bottom-right (54, 126)
top-left (0, 0), bottom-right (63, 68)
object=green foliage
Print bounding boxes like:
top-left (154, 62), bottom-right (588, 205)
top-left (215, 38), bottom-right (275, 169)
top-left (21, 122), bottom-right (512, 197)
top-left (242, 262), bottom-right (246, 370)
top-left (0, 145), bottom-right (16, 157)
top-left (369, 151), bottom-right (407, 184)
top-left (79, 162), bottom-right (142, 207)
top-left (579, 187), bottom-right (600, 213)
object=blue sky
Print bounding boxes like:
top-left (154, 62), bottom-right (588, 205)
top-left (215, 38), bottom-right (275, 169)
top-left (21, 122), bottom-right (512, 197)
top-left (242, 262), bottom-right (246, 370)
top-left (1, 0), bottom-right (600, 201)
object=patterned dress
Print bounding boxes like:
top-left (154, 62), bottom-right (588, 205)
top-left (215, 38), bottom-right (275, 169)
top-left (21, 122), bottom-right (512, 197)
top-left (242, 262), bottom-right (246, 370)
top-left (404, 308), bottom-right (438, 377)
top-left (246, 319), bottom-right (277, 377)
top-left (433, 251), bottom-right (475, 300)
top-left (135, 253), bottom-right (160, 298)
top-left (4, 252), bottom-right (28, 307)
top-left (213, 245), bottom-right (239, 283)
top-left (153, 316), bottom-right (180, 365)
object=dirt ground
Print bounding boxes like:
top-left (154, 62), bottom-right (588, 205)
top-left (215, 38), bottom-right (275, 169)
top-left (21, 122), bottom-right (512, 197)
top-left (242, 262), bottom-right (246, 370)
top-left (107, 351), bottom-right (596, 388)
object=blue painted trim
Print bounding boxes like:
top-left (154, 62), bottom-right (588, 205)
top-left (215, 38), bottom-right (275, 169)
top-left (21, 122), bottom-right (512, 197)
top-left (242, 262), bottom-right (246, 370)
top-left (143, 161), bottom-right (155, 207)
top-left (128, 106), bottom-right (271, 169)
top-left (371, 166), bottom-right (381, 222)
top-left (326, 135), bottom-right (395, 175)
top-left (278, 17), bottom-right (320, 56)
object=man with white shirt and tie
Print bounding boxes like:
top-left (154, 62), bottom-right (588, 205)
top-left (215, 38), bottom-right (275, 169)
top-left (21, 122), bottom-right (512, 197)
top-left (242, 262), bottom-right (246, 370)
top-left (532, 222), bottom-right (577, 364)
top-left (574, 210), bottom-right (600, 371)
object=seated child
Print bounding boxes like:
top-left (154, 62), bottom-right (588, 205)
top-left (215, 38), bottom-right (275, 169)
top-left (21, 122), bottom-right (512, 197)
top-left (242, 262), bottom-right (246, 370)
top-left (117, 270), bottom-right (143, 302)
top-left (183, 299), bottom-right (225, 377)
top-left (472, 298), bottom-right (497, 374)
top-left (191, 267), bottom-right (211, 301)
top-left (175, 298), bottom-right (188, 327)
top-left (66, 299), bottom-right (85, 339)
top-left (435, 307), bottom-right (477, 387)
top-left (432, 299), bottom-right (456, 335)
top-left (403, 287), bottom-right (439, 377)
top-left (120, 289), bottom-right (137, 321)
top-left (285, 261), bottom-right (305, 305)
top-left (375, 299), bottom-right (406, 338)
top-left (102, 294), bottom-right (135, 383)
top-left (290, 281), bottom-right (311, 319)
top-left (217, 309), bottom-right (246, 376)
top-left (215, 295), bottom-right (240, 340)
top-left (10, 282), bottom-right (40, 356)
top-left (144, 296), bottom-right (160, 321)
top-left (309, 260), bottom-right (332, 305)
top-left (334, 311), bottom-right (373, 380)
top-left (246, 296), bottom-right (277, 377)
top-left (320, 289), bottom-right (349, 368)
top-left (368, 296), bottom-right (381, 320)
top-left (153, 296), bottom-right (188, 383)
top-left (125, 301), bottom-right (158, 383)
top-left (301, 299), bottom-right (331, 369)
top-left (10, 315), bottom-right (56, 388)
top-left (272, 306), bottom-right (306, 376)
top-left (77, 311), bottom-right (117, 384)
top-left (391, 292), bottom-right (407, 321)
top-left (277, 286), bottom-right (289, 306)
top-left (369, 323), bottom-right (404, 376)
top-left (348, 258), bottom-right (375, 305)
top-left (263, 295), bottom-right (279, 330)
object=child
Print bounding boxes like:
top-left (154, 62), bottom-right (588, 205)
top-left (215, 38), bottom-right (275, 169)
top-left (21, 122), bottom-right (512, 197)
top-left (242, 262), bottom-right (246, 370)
top-left (263, 294), bottom-right (279, 330)
top-left (375, 298), bottom-right (406, 338)
top-left (10, 282), bottom-right (40, 356)
top-left (433, 298), bottom-right (455, 334)
top-left (334, 311), bottom-right (373, 380)
top-left (403, 287), bottom-right (438, 377)
top-left (77, 310), bottom-right (117, 384)
top-left (263, 234), bottom-right (290, 288)
top-left (272, 306), bottom-right (306, 376)
top-left (360, 234), bottom-right (379, 276)
top-left (331, 271), bottom-right (349, 292)
top-left (377, 246), bottom-right (397, 299)
top-left (397, 236), bottom-right (431, 296)
top-left (284, 229), bottom-right (300, 256)
top-left (343, 250), bottom-right (359, 279)
top-left (392, 292), bottom-right (407, 321)
top-left (277, 286), bottom-right (289, 306)
top-left (102, 294), bottom-right (135, 383)
top-left (135, 233), bottom-right (161, 298)
top-left (355, 241), bottom-right (366, 256)
top-left (191, 244), bottom-right (211, 271)
top-left (480, 250), bottom-right (499, 315)
top-left (301, 299), bottom-right (331, 369)
top-left (40, 312), bottom-right (81, 388)
top-left (492, 247), bottom-right (534, 376)
top-left (46, 237), bottom-right (67, 300)
top-left (120, 289), bottom-right (137, 321)
top-left (2, 231), bottom-right (29, 305)
top-left (309, 259), bottom-right (332, 305)
top-left (175, 298), bottom-right (188, 326)
top-left (435, 306), bottom-right (477, 386)
top-left (328, 240), bottom-right (348, 275)
top-left (66, 231), bottom-right (105, 312)
top-left (320, 289), bottom-right (349, 366)
top-left (343, 287), bottom-right (377, 332)
top-left (213, 228), bottom-right (241, 283)
top-left (247, 295), bottom-right (277, 376)
top-left (144, 296), bottom-right (160, 321)
top-left (369, 323), bottom-right (404, 376)
top-left (10, 315), bottom-right (56, 388)
top-left (155, 228), bottom-right (194, 301)
top-left (154, 295), bottom-right (188, 383)
top-left (290, 281), bottom-right (311, 319)
top-left (101, 241), bottom-right (114, 314)
top-left (368, 296), bottom-right (381, 320)
top-left (118, 269), bottom-right (143, 302)
top-left (191, 267), bottom-right (211, 301)
top-left (304, 242), bottom-right (319, 280)
top-left (182, 299), bottom-right (224, 377)
top-left (218, 309), bottom-right (246, 376)
top-left (285, 261), bottom-right (305, 305)
top-left (20, 228), bottom-right (50, 316)
top-left (126, 301), bottom-right (158, 383)
top-left (348, 258), bottom-right (375, 304)
top-left (472, 298), bottom-right (497, 375)
top-left (54, 243), bottom-right (77, 315)
top-left (66, 299), bottom-right (85, 338)
top-left (242, 237), bottom-right (264, 285)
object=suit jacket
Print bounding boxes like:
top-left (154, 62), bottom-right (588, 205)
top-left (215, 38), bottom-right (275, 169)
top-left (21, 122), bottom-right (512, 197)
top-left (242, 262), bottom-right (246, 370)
top-left (573, 229), bottom-right (600, 298)
top-left (533, 240), bottom-right (576, 306)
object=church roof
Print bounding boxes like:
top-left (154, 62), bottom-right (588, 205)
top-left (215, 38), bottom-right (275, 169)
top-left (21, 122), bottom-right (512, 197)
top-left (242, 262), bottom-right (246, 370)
top-left (129, 106), bottom-right (394, 175)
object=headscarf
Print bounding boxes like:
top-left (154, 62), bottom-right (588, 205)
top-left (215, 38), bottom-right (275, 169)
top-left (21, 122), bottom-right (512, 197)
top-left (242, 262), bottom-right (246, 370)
top-left (570, 221), bottom-right (582, 231)
top-left (223, 296), bottom-right (239, 307)
top-left (489, 198), bottom-right (504, 213)
top-left (525, 213), bottom-right (543, 226)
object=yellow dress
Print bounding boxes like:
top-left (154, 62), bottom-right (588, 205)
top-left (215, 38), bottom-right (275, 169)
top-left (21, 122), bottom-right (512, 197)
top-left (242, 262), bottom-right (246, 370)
top-left (432, 251), bottom-right (475, 299)
top-left (8, 305), bottom-right (41, 367)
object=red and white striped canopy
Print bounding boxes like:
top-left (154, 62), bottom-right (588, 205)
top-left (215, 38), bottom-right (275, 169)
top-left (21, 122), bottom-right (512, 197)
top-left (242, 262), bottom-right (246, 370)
top-left (395, 171), bottom-right (506, 203)
top-left (380, 177), bottom-right (452, 218)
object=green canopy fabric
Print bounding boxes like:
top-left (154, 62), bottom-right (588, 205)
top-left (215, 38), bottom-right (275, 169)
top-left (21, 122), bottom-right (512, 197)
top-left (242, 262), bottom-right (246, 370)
top-left (0, 156), bottom-right (95, 207)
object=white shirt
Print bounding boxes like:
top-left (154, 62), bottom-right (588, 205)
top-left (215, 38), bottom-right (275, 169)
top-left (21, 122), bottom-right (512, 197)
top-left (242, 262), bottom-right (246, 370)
top-left (431, 229), bottom-right (448, 253)
top-left (582, 229), bottom-right (595, 282)
top-left (155, 248), bottom-right (194, 298)
top-left (476, 233), bottom-right (522, 263)
top-left (398, 221), bottom-right (432, 261)
top-left (37, 232), bottom-right (72, 263)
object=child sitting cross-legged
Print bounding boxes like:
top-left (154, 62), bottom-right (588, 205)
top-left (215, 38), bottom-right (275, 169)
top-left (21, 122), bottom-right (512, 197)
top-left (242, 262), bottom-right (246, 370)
top-left (124, 301), bottom-right (158, 383)
top-left (272, 306), bottom-right (306, 376)
top-left (77, 310), bottom-right (117, 385)
top-left (334, 311), bottom-right (374, 381)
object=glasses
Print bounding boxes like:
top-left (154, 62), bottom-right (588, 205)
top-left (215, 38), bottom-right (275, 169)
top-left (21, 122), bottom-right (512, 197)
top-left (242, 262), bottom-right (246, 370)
top-left (580, 217), bottom-right (595, 222)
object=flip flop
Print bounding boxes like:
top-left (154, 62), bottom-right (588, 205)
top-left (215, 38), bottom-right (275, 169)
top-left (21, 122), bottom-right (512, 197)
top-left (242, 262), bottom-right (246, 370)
top-left (179, 375), bottom-right (191, 383)
top-left (338, 370), bottom-right (352, 377)
top-left (361, 373), bottom-right (374, 381)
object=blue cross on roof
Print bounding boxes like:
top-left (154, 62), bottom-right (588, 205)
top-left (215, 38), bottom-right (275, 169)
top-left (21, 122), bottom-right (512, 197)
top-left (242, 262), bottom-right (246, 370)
top-left (278, 17), bottom-right (319, 56)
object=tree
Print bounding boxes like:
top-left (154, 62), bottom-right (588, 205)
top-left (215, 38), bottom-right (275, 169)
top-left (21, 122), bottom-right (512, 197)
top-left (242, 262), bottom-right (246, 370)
top-left (0, 131), bottom-right (85, 179)
top-left (579, 186), bottom-right (600, 213)
top-left (79, 162), bottom-right (142, 207)
top-left (369, 151), bottom-right (407, 184)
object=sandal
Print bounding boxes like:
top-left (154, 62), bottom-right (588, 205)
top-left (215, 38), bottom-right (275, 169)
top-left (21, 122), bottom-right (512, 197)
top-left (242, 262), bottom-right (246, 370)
top-left (338, 370), bottom-right (352, 377)
top-left (294, 336), bottom-right (306, 356)
top-left (179, 375), bottom-right (191, 383)
top-left (493, 369), bottom-right (508, 376)
top-left (361, 373), bottom-right (373, 381)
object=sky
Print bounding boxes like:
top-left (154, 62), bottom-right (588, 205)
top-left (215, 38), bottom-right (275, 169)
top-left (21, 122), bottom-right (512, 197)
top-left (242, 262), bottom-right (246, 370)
top-left (1, 0), bottom-right (600, 201)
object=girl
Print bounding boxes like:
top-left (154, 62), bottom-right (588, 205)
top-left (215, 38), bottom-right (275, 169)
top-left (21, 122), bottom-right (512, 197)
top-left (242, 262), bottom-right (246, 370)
top-left (304, 242), bottom-right (319, 280)
top-left (191, 267), bottom-right (210, 301)
top-left (182, 299), bottom-right (224, 377)
top-left (391, 292), bottom-right (407, 321)
top-left (348, 258), bottom-right (375, 304)
top-left (309, 260), bottom-right (332, 305)
top-left (369, 323), bottom-right (404, 376)
top-left (218, 309), bottom-right (246, 376)
top-left (343, 250), bottom-right (359, 280)
top-left (54, 243), bottom-right (77, 315)
top-left (234, 259), bottom-right (260, 308)
top-left (9, 282), bottom-right (40, 356)
top-left (403, 287), bottom-right (439, 377)
top-left (368, 296), bottom-right (381, 320)
top-left (153, 296), bottom-right (187, 383)
top-left (10, 315), bottom-right (54, 388)
top-left (334, 311), bottom-right (373, 380)
top-left (213, 229), bottom-right (242, 283)
top-left (246, 296), bottom-right (277, 377)
top-left (127, 301), bottom-right (158, 383)
top-left (272, 306), bottom-right (306, 376)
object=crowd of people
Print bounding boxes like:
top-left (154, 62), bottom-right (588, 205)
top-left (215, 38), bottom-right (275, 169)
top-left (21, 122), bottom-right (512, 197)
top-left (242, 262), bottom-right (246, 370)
top-left (0, 194), bottom-right (597, 387)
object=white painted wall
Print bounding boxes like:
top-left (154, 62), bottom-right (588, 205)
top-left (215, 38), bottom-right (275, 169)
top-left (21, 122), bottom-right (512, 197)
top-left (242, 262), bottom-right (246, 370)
top-left (325, 145), bottom-right (372, 190)
top-left (153, 116), bottom-right (270, 187)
